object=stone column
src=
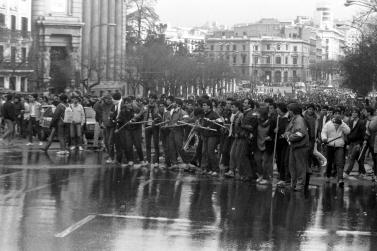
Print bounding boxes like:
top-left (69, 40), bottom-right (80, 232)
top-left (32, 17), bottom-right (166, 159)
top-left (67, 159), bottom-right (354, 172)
top-left (114, 0), bottom-right (122, 81)
top-left (71, 47), bottom-right (81, 87)
top-left (42, 46), bottom-right (51, 82)
top-left (16, 76), bottom-right (21, 92)
top-left (82, 0), bottom-right (92, 77)
top-left (100, 0), bottom-right (108, 79)
top-left (107, 0), bottom-right (116, 80)
top-left (91, 0), bottom-right (100, 67)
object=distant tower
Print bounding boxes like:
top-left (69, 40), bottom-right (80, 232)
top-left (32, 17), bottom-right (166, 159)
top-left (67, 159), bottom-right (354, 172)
top-left (314, 1), bottom-right (334, 29)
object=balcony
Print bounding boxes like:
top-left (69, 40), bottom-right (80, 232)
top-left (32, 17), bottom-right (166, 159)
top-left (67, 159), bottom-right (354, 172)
top-left (0, 28), bottom-right (31, 43)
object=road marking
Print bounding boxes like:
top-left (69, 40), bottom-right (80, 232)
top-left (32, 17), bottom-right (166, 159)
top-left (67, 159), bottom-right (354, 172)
top-left (55, 215), bottom-right (96, 238)
top-left (97, 214), bottom-right (192, 224)
top-left (304, 228), bottom-right (376, 237)
top-left (0, 171), bottom-right (23, 179)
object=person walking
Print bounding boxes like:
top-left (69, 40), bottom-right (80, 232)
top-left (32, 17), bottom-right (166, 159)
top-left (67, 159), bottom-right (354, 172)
top-left (25, 94), bottom-right (42, 146)
top-left (1, 94), bottom-right (16, 146)
top-left (69, 96), bottom-right (85, 151)
top-left (50, 94), bottom-right (70, 155)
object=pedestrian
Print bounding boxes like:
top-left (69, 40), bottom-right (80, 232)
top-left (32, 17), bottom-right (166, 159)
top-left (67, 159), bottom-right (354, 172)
top-left (25, 94), bottom-right (42, 146)
top-left (50, 94), bottom-right (70, 155)
top-left (1, 94), bottom-right (16, 146)
top-left (70, 96), bottom-right (85, 151)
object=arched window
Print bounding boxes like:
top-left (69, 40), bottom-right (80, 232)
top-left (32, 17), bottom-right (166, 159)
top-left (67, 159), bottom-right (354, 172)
top-left (275, 56), bottom-right (281, 64)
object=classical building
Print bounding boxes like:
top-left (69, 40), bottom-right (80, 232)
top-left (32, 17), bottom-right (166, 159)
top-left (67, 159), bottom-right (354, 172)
top-left (31, 0), bottom-right (83, 92)
top-left (31, 0), bottom-right (126, 94)
top-left (206, 36), bottom-right (314, 85)
top-left (0, 0), bottom-right (33, 92)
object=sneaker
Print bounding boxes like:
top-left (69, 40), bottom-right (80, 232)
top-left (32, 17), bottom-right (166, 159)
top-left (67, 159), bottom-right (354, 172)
top-left (26, 142), bottom-right (33, 146)
top-left (225, 170), bottom-right (235, 178)
top-left (56, 151), bottom-right (66, 155)
top-left (277, 180), bottom-right (286, 186)
top-left (105, 159), bottom-right (113, 164)
top-left (211, 171), bottom-right (218, 177)
top-left (128, 161), bottom-right (134, 166)
top-left (359, 174), bottom-right (368, 180)
top-left (78, 146), bottom-right (84, 151)
top-left (64, 150), bottom-right (70, 155)
top-left (258, 179), bottom-right (269, 185)
top-left (344, 173), bottom-right (357, 181)
top-left (38, 142), bottom-right (43, 146)
top-left (257, 176), bottom-right (263, 183)
top-left (70, 146), bottom-right (76, 151)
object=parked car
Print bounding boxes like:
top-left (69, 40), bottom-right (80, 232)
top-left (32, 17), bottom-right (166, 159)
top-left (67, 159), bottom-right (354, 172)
top-left (40, 105), bottom-right (56, 141)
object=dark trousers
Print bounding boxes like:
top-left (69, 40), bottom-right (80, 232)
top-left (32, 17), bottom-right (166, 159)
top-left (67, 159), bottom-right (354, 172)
top-left (27, 117), bottom-right (41, 143)
top-left (359, 144), bottom-right (377, 176)
top-left (230, 138), bottom-right (253, 177)
top-left (276, 142), bottom-right (290, 181)
top-left (160, 128), bottom-right (171, 166)
top-left (201, 136), bottom-right (219, 172)
top-left (254, 149), bottom-right (273, 180)
top-left (124, 129), bottom-right (143, 162)
top-left (168, 129), bottom-right (184, 164)
top-left (289, 146), bottom-right (309, 190)
top-left (104, 126), bottom-right (115, 159)
top-left (58, 123), bottom-right (69, 150)
top-left (345, 143), bottom-right (366, 175)
top-left (221, 136), bottom-right (233, 167)
top-left (326, 146), bottom-right (345, 181)
top-left (145, 127), bottom-right (160, 163)
top-left (114, 130), bottom-right (124, 163)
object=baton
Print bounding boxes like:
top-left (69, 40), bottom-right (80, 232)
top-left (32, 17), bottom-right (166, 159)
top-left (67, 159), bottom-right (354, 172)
top-left (203, 118), bottom-right (228, 129)
top-left (357, 143), bottom-right (367, 162)
top-left (324, 136), bottom-right (343, 145)
top-left (178, 121), bottom-right (217, 132)
top-left (115, 120), bottom-right (148, 133)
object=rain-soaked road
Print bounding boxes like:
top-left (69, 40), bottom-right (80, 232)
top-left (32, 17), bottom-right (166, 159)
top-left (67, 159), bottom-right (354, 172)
top-left (1, 144), bottom-right (377, 251)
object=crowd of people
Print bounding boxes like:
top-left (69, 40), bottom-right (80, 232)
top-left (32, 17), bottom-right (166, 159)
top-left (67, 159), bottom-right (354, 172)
top-left (0, 90), bottom-right (376, 192)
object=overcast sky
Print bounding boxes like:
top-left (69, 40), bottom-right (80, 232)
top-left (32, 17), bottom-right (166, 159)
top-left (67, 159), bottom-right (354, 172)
top-left (155, 0), bottom-right (360, 27)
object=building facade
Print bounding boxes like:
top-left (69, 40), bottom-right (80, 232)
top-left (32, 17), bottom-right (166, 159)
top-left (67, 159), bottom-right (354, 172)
top-left (31, 0), bottom-right (126, 94)
top-left (0, 0), bottom-right (33, 92)
top-left (206, 36), bottom-right (314, 85)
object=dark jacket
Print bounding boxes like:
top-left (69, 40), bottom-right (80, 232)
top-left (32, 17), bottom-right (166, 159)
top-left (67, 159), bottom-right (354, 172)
top-left (2, 101), bottom-right (16, 121)
top-left (304, 112), bottom-right (317, 141)
top-left (200, 110), bottom-right (221, 137)
top-left (286, 114), bottom-right (309, 149)
top-left (51, 103), bottom-right (67, 128)
top-left (347, 119), bottom-right (365, 145)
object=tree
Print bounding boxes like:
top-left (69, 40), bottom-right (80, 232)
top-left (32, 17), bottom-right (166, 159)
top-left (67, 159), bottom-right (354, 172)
top-left (81, 58), bottom-right (107, 94)
top-left (341, 23), bottom-right (377, 95)
top-left (310, 60), bottom-right (340, 84)
top-left (126, 0), bottom-right (159, 45)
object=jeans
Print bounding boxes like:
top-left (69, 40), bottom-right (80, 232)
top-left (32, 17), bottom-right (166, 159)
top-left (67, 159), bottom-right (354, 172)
top-left (58, 123), bottom-right (69, 150)
top-left (124, 129), bottom-right (143, 162)
top-left (229, 138), bottom-right (253, 177)
top-left (70, 123), bottom-right (82, 147)
top-left (345, 143), bottom-right (366, 175)
top-left (168, 128), bottom-right (184, 165)
top-left (326, 146), bottom-right (345, 181)
top-left (254, 149), bottom-right (273, 180)
top-left (145, 126), bottom-right (160, 163)
top-left (289, 146), bottom-right (309, 190)
top-left (104, 126), bottom-right (115, 159)
top-left (201, 136), bottom-right (219, 172)
top-left (3, 119), bottom-right (14, 142)
top-left (27, 117), bottom-right (41, 143)
top-left (276, 141), bottom-right (290, 181)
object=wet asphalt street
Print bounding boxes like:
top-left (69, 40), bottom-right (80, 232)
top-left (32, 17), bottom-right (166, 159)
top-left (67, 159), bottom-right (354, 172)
top-left (1, 143), bottom-right (377, 251)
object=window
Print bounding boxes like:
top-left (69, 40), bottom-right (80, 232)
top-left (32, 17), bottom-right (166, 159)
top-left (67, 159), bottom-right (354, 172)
top-left (233, 44), bottom-right (237, 51)
top-left (254, 56), bottom-right (259, 64)
top-left (0, 45), bottom-right (3, 62)
top-left (285, 57), bottom-right (288, 64)
top-left (21, 77), bottom-right (26, 92)
top-left (242, 45), bottom-right (246, 51)
top-left (254, 45), bottom-right (259, 51)
top-left (210, 45), bottom-right (214, 51)
top-left (226, 55), bottom-right (230, 61)
top-left (293, 70), bottom-right (297, 77)
top-left (0, 14), bottom-right (5, 26)
top-left (277, 44), bottom-right (281, 50)
top-left (21, 48), bottom-right (27, 62)
top-left (286, 44), bottom-right (289, 50)
top-left (233, 55), bottom-right (237, 64)
top-left (284, 72), bottom-right (288, 82)
top-left (11, 15), bottom-right (16, 31)
top-left (275, 56), bottom-right (281, 64)
top-left (11, 47), bottom-right (16, 63)
top-left (266, 44), bottom-right (271, 50)
top-left (241, 68), bottom-right (246, 76)
top-left (226, 45), bottom-right (230, 51)
top-left (10, 77), bottom-right (16, 90)
top-left (293, 57), bottom-right (298, 65)
top-left (241, 54), bottom-right (246, 64)
top-left (243, 31), bottom-right (247, 36)
top-left (293, 46), bottom-right (297, 52)
top-left (0, 77), bottom-right (4, 88)
top-left (21, 17), bottom-right (28, 35)
top-left (220, 45), bottom-right (223, 51)
top-left (266, 56), bottom-right (271, 64)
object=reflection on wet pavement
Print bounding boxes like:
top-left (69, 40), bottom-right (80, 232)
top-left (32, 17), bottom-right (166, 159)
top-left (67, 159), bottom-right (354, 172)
top-left (0, 149), bottom-right (377, 250)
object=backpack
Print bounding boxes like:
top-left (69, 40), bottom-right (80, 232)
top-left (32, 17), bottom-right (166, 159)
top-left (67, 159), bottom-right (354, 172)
top-left (62, 104), bottom-right (73, 123)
